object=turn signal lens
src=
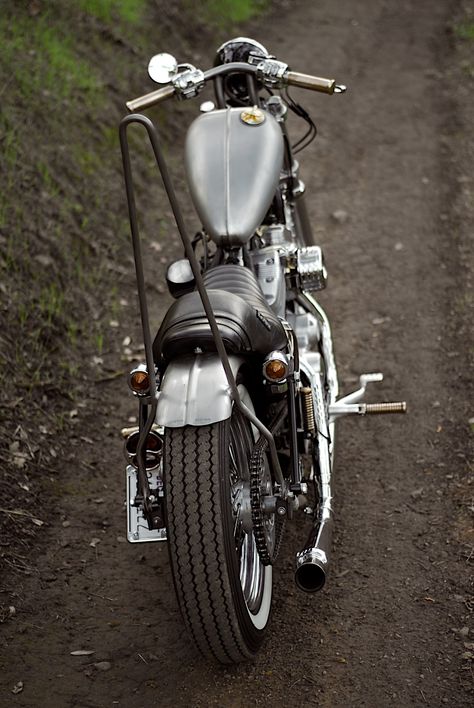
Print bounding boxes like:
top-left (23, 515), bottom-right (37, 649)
top-left (263, 352), bottom-right (289, 383)
top-left (128, 365), bottom-right (150, 395)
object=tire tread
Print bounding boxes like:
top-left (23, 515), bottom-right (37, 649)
top-left (165, 424), bottom-right (252, 663)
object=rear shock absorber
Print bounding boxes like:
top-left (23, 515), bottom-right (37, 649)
top-left (300, 386), bottom-right (316, 434)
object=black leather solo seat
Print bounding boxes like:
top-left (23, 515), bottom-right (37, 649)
top-left (153, 265), bottom-right (287, 362)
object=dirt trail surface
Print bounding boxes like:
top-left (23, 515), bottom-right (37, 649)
top-left (1, 0), bottom-right (473, 706)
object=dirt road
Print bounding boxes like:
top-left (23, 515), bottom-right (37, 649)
top-left (1, 0), bottom-right (472, 706)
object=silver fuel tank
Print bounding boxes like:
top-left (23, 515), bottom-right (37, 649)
top-left (185, 107), bottom-right (284, 247)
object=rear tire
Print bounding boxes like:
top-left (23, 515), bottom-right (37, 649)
top-left (163, 386), bottom-right (273, 663)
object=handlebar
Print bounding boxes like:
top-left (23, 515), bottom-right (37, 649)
top-left (126, 61), bottom-right (345, 113)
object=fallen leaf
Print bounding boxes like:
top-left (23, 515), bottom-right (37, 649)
top-left (80, 436), bottom-right (94, 445)
top-left (94, 661), bottom-right (112, 671)
top-left (11, 681), bottom-right (23, 694)
top-left (70, 650), bottom-right (95, 656)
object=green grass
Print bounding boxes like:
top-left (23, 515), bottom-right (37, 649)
top-left (454, 21), bottom-right (474, 40)
top-left (198, 0), bottom-right (269, 26)
top-left (0, 14), bottom-right (100, 102)
top-left (79, 0), bottom-right (146, 23)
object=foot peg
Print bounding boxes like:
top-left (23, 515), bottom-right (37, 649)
top-left (329, 373), bottom-right (407, 419)
top-left (364, 402), bottom-right (407, 414)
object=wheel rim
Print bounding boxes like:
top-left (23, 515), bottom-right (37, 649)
top-left (230, 385), bottom-right (274, 624)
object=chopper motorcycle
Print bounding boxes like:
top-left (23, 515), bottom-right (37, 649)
top-left (119, 37), bottom-right (407, 664)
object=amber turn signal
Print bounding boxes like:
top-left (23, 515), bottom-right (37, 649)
top-left (128, 364), bottom-right (150, 395)
top-left (262, 352), bottom-right (289, 383)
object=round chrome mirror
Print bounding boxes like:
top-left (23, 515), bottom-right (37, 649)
top-left (148, 53), bottom-right (178, 84)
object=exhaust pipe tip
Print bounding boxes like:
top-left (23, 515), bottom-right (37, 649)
top-left (124, 430), bottom-right (163, 470)
top-left (295, 547), bottom-right (328, 592)
top-left (295, 560), bottom-right (326, 593)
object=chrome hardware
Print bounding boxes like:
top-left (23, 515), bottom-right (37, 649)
top-left (262, 351), bottom-right (289, 383)
top-left (148, 53), bottom-right (178, 84)
top-left (256, 58), bottom-right (289, 88)
top-left (126, 466), bottom-right (167, 543)
top-left (286, 305), bottom-right (321, 352)
top-left (337, 372), bottom-right (383, 406)
top-left (296, 246), bottom-right (327, 292)
top-left (261, 224), bottom-right (293, 247)
top-left (251, 246), bottom-right (285, 314)
top-left (124, 429), bottom-right (163, 471)
top-left (172, 68), bottom-right (205, 100)
top-left (331, 401), bottom-right (407, 417)
top-left (329, 373), bottom-right (407, 419)
top-left (128, 363), bottom-right (149, 396)
top-left (200, 100), bottom-right (215, 112)
top-left (292, 179), bottom-right (306, 199)
top-left (265, 95), bottom-right (288, 121)
top-left (166, 258), bottom-right (195, 298)
top-left (334, 84), bottom-right (347, 94)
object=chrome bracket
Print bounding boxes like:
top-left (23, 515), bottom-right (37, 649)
top-left (126, 466), bottom-right (167, 543)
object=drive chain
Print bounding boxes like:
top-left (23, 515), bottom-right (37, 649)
top-left (249, 403), bottom-right (288, 566)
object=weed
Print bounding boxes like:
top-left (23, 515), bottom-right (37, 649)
top-left (37, 161), bottom-right (59, 197)
top-left (0, 14), bottom-right (100, 103)
top-left (79, 0), bottom-right (146, 24)
top-left (59, 359), bottom-right (80, 377)
top-left (198, 0), bottom-right (268, 26)
top-left (454, 21), bottom-right (474, 40)
top-left (67, 322), bottom-right (79, 346)
top-left (96, 332), bottom-right (104, 355)
top-left (101, 125), bottom-right (119, 151)
top-left (38, 283), bottom-right (64, 324)
top-left (3, 127), bottom-right (18, 172)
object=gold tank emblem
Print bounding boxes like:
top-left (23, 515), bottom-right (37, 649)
top-left (240, 107), bottom-right (266, 126)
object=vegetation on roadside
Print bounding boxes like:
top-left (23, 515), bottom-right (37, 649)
top-left (199, 0), bottom-right (269, 25)
top-left (453, 20), bottom-right (474, 40)
top-left (0, 0), bottom-right (275, 592)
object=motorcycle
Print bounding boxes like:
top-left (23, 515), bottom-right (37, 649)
top-left (119, 37), bottom-right (406, 664)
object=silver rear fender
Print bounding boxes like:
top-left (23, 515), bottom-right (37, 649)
top-left (155, 353), bottom-right (245, 427)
